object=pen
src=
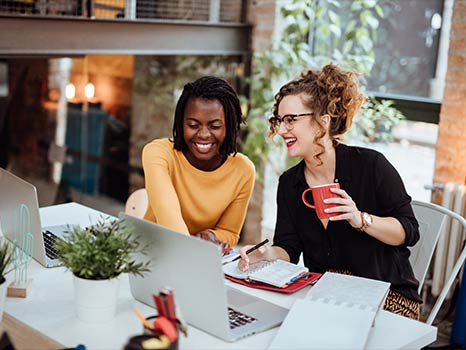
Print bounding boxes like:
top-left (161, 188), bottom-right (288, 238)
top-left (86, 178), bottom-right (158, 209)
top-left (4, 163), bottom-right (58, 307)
top-left (288, 271), bottom-right (309, 284)
top-left (160, 288), bottom-right (177, 323)
top-left (230, 238), bottom-right (269, 263)
top-left (132, 307), bottom-right (153, 330)
top-left (153, 294), bottom-right (167, 317)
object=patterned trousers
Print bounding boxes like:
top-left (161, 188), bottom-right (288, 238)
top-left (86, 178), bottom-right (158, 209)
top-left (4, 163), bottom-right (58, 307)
top-left (329, 269), bottom-right (420, 320)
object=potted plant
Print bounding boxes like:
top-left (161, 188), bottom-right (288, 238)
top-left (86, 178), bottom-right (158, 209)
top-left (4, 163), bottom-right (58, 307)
top-left (55, 218), bottom-right (150, 323)
top-left (0, 238), bottom-right (15, 321)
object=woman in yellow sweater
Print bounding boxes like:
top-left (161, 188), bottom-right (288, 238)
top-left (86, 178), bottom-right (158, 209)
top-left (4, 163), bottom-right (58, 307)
top-left (142, 76), bottom-right (255, 247)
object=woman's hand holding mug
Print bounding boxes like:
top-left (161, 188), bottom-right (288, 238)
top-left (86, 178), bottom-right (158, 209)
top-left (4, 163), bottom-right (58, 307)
top-left (301, 183), bottom-right (341, 220)
top-left (321, 187), bottom-right (364, 228)
top-left (302, 183), bottom-right (363, 228)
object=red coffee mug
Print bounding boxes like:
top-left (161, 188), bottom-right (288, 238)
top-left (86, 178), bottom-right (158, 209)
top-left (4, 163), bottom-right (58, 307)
top-left (301, 183), bottom-right (341, 220)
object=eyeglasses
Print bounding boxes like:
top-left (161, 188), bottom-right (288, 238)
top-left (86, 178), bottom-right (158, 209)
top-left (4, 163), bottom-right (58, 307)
top-left (268, 113), bottom-right (314, 131)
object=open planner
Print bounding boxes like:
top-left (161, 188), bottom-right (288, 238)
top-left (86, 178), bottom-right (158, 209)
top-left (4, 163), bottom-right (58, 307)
top-left (222, 259), bottom-right (309, 288)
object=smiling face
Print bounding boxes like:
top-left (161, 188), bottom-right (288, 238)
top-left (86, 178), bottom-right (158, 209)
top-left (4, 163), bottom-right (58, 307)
top-left (182, 97), bottom-right (227, 171)
top-left (277, 94), bottom-right (323, 159)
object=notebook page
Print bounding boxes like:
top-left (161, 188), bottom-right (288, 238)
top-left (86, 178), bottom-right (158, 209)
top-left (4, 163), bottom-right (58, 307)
top-left (269, 298), bottom-right (374, 349)
top-left (249, 260), bottom-right (308, 287)
top-left (222, 260), bottom-right (270, 279)
top-left (305, 272), bottom-right (390, 312)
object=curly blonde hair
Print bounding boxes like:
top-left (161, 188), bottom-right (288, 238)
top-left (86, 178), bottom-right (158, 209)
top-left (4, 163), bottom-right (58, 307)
top-left (270, 63), bottom-right (366, 164)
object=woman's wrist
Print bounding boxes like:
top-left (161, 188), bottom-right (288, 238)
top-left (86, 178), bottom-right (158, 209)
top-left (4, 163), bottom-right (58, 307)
top-left (355, 212), bottom-right (373, 232)
top-left (266, 246), bottom-right (290, 262)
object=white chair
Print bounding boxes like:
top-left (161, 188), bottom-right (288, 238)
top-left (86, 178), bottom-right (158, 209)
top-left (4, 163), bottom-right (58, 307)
top-left (410, 200), bottom-right (466, 325)
top-left (125, 188), bottom-right (148, 219)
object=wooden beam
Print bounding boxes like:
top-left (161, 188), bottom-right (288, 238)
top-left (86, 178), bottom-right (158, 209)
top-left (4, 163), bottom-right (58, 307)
top-left (0, 16), bottom-right (251, 57)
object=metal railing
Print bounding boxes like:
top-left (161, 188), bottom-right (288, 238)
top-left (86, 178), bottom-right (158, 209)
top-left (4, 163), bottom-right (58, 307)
top-left (0, 0), bottom-right (245, 23)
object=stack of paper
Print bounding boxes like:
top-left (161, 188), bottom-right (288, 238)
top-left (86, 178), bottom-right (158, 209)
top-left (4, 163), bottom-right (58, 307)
top-left (269, 272), bottom-right (390, 349)
top-left (306, 272), bottom-right (390, 312)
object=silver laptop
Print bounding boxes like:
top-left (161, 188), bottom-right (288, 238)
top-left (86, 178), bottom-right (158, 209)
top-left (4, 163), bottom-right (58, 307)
top-left (119, 212), bottom-right (288, 342)
top-left (0, 168), bottom-right (71, 267)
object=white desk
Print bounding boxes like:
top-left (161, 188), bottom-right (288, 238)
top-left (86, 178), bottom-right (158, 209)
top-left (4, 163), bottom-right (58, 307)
top-left (4, 203), bottom-right (437, 349)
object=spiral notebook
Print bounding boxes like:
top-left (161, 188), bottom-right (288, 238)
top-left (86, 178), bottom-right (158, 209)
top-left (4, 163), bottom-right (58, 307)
top-left (269, 272), bottom-right (391, 349)
top-left (222, 259), bottom-right (308, 288)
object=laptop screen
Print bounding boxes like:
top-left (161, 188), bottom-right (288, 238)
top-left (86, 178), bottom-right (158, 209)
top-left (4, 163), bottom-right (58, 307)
top-left (0, 168), bottom-right (47, 265)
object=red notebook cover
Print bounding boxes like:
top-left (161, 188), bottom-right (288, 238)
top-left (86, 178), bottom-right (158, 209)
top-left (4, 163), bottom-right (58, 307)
top-left (225, 272), bottom-right (322, 294)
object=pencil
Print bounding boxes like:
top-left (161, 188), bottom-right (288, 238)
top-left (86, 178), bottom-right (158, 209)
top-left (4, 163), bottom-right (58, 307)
top-left (132, 307), bottom-right (153, 329)
top-left (230, 238), bottom-right (269, 263)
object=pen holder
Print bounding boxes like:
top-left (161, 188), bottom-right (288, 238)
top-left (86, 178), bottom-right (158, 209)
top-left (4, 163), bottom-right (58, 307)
top-left (124, 334), bottom-right (177, 350)
top-left (142, 315), bottom-right (179, 350)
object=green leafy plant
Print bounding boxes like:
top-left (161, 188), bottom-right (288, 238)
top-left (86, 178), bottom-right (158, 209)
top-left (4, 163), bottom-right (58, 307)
top-left (55, 218), bottom-right (150, 280)
top-left (240, 0), bottom-right (404, 179)
top-left (0, 238), bottom-right (15, 283)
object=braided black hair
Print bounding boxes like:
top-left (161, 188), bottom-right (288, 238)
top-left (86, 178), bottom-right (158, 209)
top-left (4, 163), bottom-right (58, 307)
top-left (172, 76), bottom-right (244, 157)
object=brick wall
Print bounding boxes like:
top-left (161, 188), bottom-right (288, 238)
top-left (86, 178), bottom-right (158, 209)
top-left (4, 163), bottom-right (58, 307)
top-left (434, 0), bottom-right (466, 185)
top-left (241, 0), bottom-right (277, 243)
top-left (220, 0), bottom-right (243, 22)
top-left (247, 0), bottom-right (276, 52)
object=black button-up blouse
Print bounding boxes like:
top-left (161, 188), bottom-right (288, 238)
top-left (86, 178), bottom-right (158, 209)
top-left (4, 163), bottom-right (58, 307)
top-left (273, 143), bottom-right (421, 302)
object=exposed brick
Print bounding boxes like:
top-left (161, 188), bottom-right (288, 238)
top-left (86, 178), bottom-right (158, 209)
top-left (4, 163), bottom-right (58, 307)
top-left (442, 86), bottom-right (465, 102)
top-left (435, 0), bottom-right (466, 186)
top-left (445, 55), bottom-right (466, 66)
top-left (248, 0), bottom-right (276, 52)
top-left (445, 66), bottom-right (466, 84)
top-left (448, 38), bottom-right (466, 52)
top-left (453, 0), bottom-right (466, 17)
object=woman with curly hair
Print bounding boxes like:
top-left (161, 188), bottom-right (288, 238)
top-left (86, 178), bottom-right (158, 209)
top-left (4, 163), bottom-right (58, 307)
top-left (239, 64), bottom-right (421, 319)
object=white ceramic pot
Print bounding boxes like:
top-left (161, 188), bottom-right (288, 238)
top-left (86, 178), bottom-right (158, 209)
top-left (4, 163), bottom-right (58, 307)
top-left (0, 276), bottom-right (8, 321)
top-left (73, 274), bottom-right (120, 323)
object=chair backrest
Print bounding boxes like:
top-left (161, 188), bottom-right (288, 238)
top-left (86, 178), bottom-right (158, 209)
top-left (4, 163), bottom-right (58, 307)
top-left (410, 200), bottom-right (466, 325)
top-left (410, 201), bottom-right (448, 294)
top-left (125, 188), bottom-right (148, 218)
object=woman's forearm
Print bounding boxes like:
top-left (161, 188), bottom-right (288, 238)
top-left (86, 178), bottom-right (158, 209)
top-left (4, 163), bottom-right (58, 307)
top-left (364, 216), bottom-right (406, 246)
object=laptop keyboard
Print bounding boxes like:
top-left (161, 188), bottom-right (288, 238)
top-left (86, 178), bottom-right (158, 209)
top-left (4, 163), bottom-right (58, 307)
top-left (42, 230), bottom-right (61, 260)
top-left (228, 307), bottom-right (257, 329)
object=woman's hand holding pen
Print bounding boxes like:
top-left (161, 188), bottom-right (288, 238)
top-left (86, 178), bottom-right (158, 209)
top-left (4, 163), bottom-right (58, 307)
top-left (238, 243), bottom-right (292, 272)
top-left (237, 244), bottom-right (268, 272)
top-left (237, 238), bottom-right (272, 271)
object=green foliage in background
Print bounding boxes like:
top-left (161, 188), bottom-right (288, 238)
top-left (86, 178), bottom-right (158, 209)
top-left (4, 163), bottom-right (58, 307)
top-left (55, 218), bottom-right (150, 280)
top-left (0, 238), bottom-right (15, 282)
top-left (241, 0), bottom-right (404, 179)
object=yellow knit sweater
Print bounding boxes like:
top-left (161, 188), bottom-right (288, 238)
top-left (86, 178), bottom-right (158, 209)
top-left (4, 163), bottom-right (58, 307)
top-left (142, 138), bottom-right (255, 247)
